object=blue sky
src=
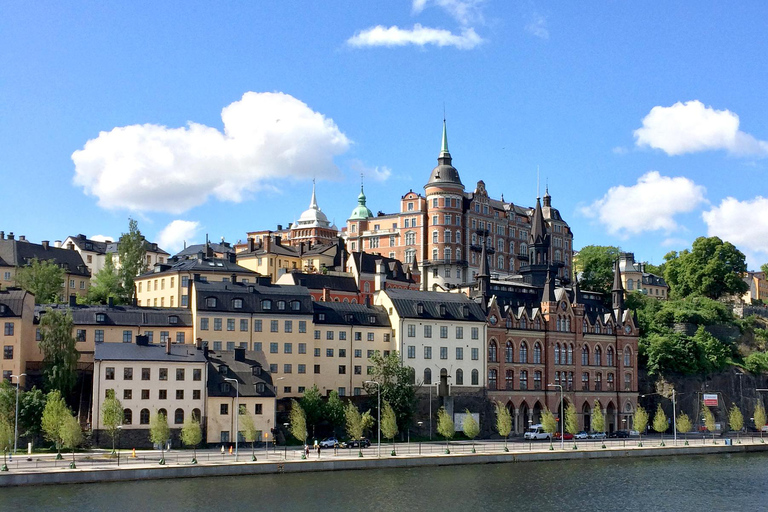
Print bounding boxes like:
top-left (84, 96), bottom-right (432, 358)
top-left (2, 1), bottom-right (767, 268)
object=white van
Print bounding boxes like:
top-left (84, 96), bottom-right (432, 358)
top-left (524, 424), bottom-right (550, 440)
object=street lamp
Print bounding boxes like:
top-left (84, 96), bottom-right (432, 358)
top-left (641, 390), bottom-right (678, 444)
top-left (548, 383), bottom-right (564, 450)
top-left (365, 380), bottom-right (381, 458)
top-left (224, 378), bottom-right (239, 460)
top-left (10, 374), bottom-right (26, 455)
top-left (271, 377), bottom-right (286, 452)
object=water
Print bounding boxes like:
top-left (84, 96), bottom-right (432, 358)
top-left (2, 453), bottom-right (768, 511)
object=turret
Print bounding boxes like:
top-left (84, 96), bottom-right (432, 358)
top-left (612, 258), bottom-right (625, 312)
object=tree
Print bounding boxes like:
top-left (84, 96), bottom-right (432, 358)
top-left (729, 404), bottom-right (744, 443)
top-left (565, 403), bottom-right (578, 449)
top-left (381, 401), bottom-right (399, 455)
top-left (239, 413), bottom-right (260, 461)
top-left (299, 385), bottom-right (324, 441)
top-left (363, 351), bottom-right (417, 435)
top-left (38, 308), bottom-right (80, 395)
top-left (101, 389), bottom-right (124, 455)
top-left (15, 258), bottom-right (65, 304)
top-left (761, 263), bottom-right (768, 278)
top-left (325, 390), bottom-right (346, 437)
top-left (436, 407), bottom-right (454, 454)
top-left (0, 382), bottom-right (46, 443)
top-left (0, 417), bottom-right (12, 471)
top-left (495, 402), bottom-right (512, 451)
top-left (664, 236), bottom-right (748, 300)
top-left (60, 413), bottom-right (82, 469)
top-left (652, 404), bottom-right (668, 445)
top-left (677, 412), bottom-right (692, 445)
top-left (754, 401), bottom-right (767, 440)
top-left (462, 410), bottom-right (480, 453)
top-left (634, 406), bottom-right (649, 447)
top-left (592, 401), bottom-right (606, 434)
top-left (573, 245), bottom-right (620, 299)
top-left (84, 253), bottom-right (123, 305)
top-left (149, 410), bottom-right (170, 464)
top-left (541, 409), bottom-right (557, 450)
top-left (289, 399), bottom-right (307, 446)
top-left (701, 404), bottom-right (716, 443)
top-left (41, 390), bottom-right (69, 458)
top-left (118, 218), bottom-right (148, 303)
top-left (345, 402), bottom-right (364, 457)
top-left (180, 417), bottom-right (203, 463)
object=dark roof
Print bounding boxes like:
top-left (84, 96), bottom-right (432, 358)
top-left (0, 288), bottom-right (30, 317)
top-left (66, 235), bottom-right (109, 254)
top-left (206, 350), bottom-right (275, 398)
top-left (139, 255), bottom-right (256, 278)
top-left (195, 280), bottom-right (313, 314)
top-left (174, 242), bottom-right (235, 258)
top-left (35, 304), bottom-right (192, 327)
top-left (384, 289), bottom-right (485, 322)
top-left (281, 272), bottom-right (359, 293)
top-left (94, 342), bottom-right (207, 363)
top-left (313, 301), bottom-right (390, 327)
top-left (0, 239), bottom-right (91, 277)
top-left (350, 252), bottom-right (416, 284)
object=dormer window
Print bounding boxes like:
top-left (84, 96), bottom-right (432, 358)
top-left (251, 365), bottom-right (262, 376)
top-left (0, 305), bottom-right (5, 314)
top-left (277, 300), bottom-right (286, 310)
top-left (96, 313), bottom-right (106, 323)
top-left (369, 315), bottom-right (376, 324)
top-left (206, 297), bottom-right (217, 308)
top-left (417, 303), bottom-right (424, 315)
top-left (262, 299), bottom-right (272, 310)
top-left (318, 313), bottom-right (325, 321)
top-left (256, 383), bottom-right (265, 393)
top-left (233, 299), bottom-right (243, 309)
top-left (462, 305), bottom-right (469, 317)
top-left (218, 364), bottom-right (228, 375)
top-left (291, 300), bottom-right (301, 311)
top-left (168, 315), bottom-right (178, 325)
top-left (345, 314), bottom-right (354, 323)
top-left (220, 382), bottom-right (231, 393)
top-left (439, 304), bottom-right (447, 316)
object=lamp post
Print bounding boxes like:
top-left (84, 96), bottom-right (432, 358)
top-left (269, 377), bottom-right (285, 454)
top-left (365, 380), bottom-right (381, 458)
top-left (548, 383), bottom-right (564, 450)
top-left (117, 425), bottom-right (123, 466)
top-left (641, 390), bottom-right (678, 444)
top-left (10, 373), bottom-right (26, 455)
top-left (224, 378), bottom-right (239, 460)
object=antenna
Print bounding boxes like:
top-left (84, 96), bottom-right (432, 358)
top-left (537, 165), bottom-right (540, 199)
top-left (443, 102), bottom-right (446, 122)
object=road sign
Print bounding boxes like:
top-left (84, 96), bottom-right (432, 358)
top-left (703, 394), bottom-right (718, 407)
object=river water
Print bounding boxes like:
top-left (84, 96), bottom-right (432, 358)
top-left (2, 452), bottom-right (767, 511)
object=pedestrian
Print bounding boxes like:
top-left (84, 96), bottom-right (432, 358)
top-left (220, 445), bottom-right (225, 455)
top-left (304, 444), bottom-right (310, 459)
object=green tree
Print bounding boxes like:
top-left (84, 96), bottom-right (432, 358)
top-left (239, 413), bottom-right (260, 461)
top-left (541, 409), bottom-right (557, 450)
top-left (754, 401), bottom-right (767, 440)
top-left (84, 253), bottom-right (123, 304)
top-left (149, 410), bottom-right (171, 464)
top-left (361, 410), bottom-right (375, 439)
top-left (677, 412), bottom-right (692, 444)
top-left (289, 399), bottom-right (307, 445)
top-left (180, 417), bottom-right (203, 463)
top-left (565, 403), bottom-right (578, 449)
top-left (60, 412), bottom-right (82, 468)
top-left (761, 263), bottom-right (768, 278)
top-left (41, 390), bottom-right (69, 458)
top-left (118, 218), bottom-right (148, 303)
top-left (15, 258), bottom-right (65, 304)
top-left (436, 407), bottom-right (454, 453)
top-left (381, 401), bottom-right (399, 455)
top-left (652, 404), bottom-right (668, 445)
top-left (18, 386), bottom-right (46, 440)
top-left (38, 308), bottom-right (80, 395)
top-left (462, 410), bottom-right (480, 453)
top-left (101, 389), bottom-right (124, 455)
top-left (729, 404), bottom-right (744, 443)
top-left (299, 385), bottom-right (324, 441)
top-left (634, 406), bottom-right (649, 446)
top-left (664, 236), bottom-right (748, 300)
top-left (345, 402), bottom-right (364, 457)
top-left (701, 404), bottom-right (716, 443)
top-left (573, 245), bottom-right (620, 299)
top-left (494, 402), bottom-right (512, 451)
top-left (363, 351), bottom-right (417, 435)
top-left (592, 401), bottom-right (606, 434)
top-left (0, 417), bottom-right (12, 471)
top-left (325, 390), bottom-right (346, 437)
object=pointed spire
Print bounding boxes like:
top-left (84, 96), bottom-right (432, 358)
top-left (440, 119), bottom-right (449, 156)
top-left (573, 278), bottom-right (581, 304)
top-left (309, 179), bottom-right (318, 209)
top-left (542, 272), bottom-right (555, 302)
top-left (530, 197), bottom-right (547, 244)
top-left (478, 238), bottom-right (490, 278)
top-left (612, 258), bottom-right (625, 312)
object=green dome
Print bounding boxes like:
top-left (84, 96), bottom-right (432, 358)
top-left (349, 186), bottom-right (373, 220)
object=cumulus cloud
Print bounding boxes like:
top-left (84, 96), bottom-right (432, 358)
top-left (526, 13), bottom-right (549, 39)
top-left (702, 196), bottom-right (768, 259)
top-left (349, 159), bottom-right (392, 182)
top-left (72, 92), bottom-right (351, 214)
top-left (89, 234), bottom-right (114, 243)
top-left (634, 100), bottom-right (768, 157)
top-left (347, 24), bottom-right (483, 49)
top-left (157, 220), bottom-right (201, 253)
top-left (412, 0), bottom-right (486, 26)
top-left (581, 171), bottom-right (706, 237)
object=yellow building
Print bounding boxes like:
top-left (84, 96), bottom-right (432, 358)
top-left (618, 252), bottom-right (668, 299)
top-left (0, 287), bottom-right (36, 383)
top-left (236, 235), bottom-right (340, 283)
top-left (742, 271), bottom-right (768, 304)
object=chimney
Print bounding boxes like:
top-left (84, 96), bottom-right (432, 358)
top-left (0, 231), bottom-right (4, 240)
top-left (322, 288), bottom-right (329, 302)
top-left (274, 235), bottom-right (282, 246)
top-left (374, 259), bottom-right (386, 292)
top-left (193, 273), bottom-right (201, 282)
top-left (203, 342), bottom-right (209, 358)
top-left (195, 337), bottom-right (203, 350)
top-left (54, 240), bottom-right (62, 248)
top-left (231, 273), bottom-right (237, 284)
top-left (135, 335), bottom-right (149, 346)
top-left (8, 232), bottom-right (14, 240)
top-left (166, 337), bottom-right (172, 355)
top-left (108, 296), bottom-right (114, 308)
top-left (69, 295), bottom-right (77, 307)
top-left (248, 238), bottom-right (255, 252)
top-left (234, 347), bottom-right (246, 362)
top-left (299, 242), bottom-right (305, 256)
top-left (228, 252), bottom-right (237, 264)
top-left (277, 224), bottom-right (283, 231)
top-left (18, 235), bottom-right (25, 241)
top-left (42, 240), bottom-right (49, 250)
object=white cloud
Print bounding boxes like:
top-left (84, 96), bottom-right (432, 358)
top-left (412, 0), bottom-right (486, 26)
top-left (581, 171), bottom-right (706, 237)
top-left (72, 92), bottom-right (351, 214)
top-left (157, 220), bottom-right (200, 254)
top-left (347, 24), bottom-right (483, 50)
top-left (89, 234), bottom-right (114, 243)
top-left (702, 196), bottom-right (768, 260)
top-left (661, 237), bottom-right (689, 248)
top-left (634, 100), bottom-right (768, 157)
top-left (526, 13), bottom-right (549, 39)
top-left (349, 159), bottom-right (392, 182)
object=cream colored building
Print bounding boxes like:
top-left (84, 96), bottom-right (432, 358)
top-left (742, 271), bottom-right (768, 304)
top-left (619, 252), bottom-right (668, 299)
top-left (236, 235), bottom-right (339, 283)
top-left (62, 234), bottom-right (169, 278)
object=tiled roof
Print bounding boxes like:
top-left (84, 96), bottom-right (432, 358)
top-left (384, 289), bottom-right (485, 322)
top-left (0, 239), bottom-right (90, 277)
top-left (206, 350), bottom-right (275, 398)
top-left (66, 235), bottom-right (109, 254)
top-left (0, 288), bottom-right (30, 317)
top-left (280, 272), bottom-right (359, 293)
top-left (195, 280), bottom-right (313, 314)
top-left (35, 304), bottom-right (192, 327)
top-left (139, 256), bottom-right (256, 278)
top-left (94, 342), bottom-right (207, 363)
top-left (350, 252), bottom-right (415, 284)
top-left (174, 242), bottom-right (235, 258)
top-left (313, 301), bottom-right (390, 327)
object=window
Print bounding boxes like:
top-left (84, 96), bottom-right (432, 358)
top-left (624, 347), bottom-right (632, 367)
top-left (269, 342), bottom-right (278, 354)
top-left (121, 330), bottom-right (131, 343)
top-left (440, 326), bottom-right (448, 339)
top-left (519, 370), bottom-right (528, 390)
top-left (355, 332), bottom-right (362, 341)
top-left (471, 348), bottom-right (479, 360)
top-left (262, 300), bottom-right (272, 310)
top-left (326, 348), bottom-right (334, 357)
top-left (568, 344), bottom-right (573, 365)
top-left (440, 346), bottom-right (448, 360)
top-left (488, 369), bottom-right (498, 390)
top-left (625, 373), bottom-right (632, 391)
top-left (338, 364), bottom-right (346, 375)
top-left (284, 364), bottom-right (292, 373)
top-left (471, 369), bottom-right (479, 386)
top-left (159, 368), bottom-right (168, 381)
top-left (254, 319), bottom-right (262, 332)
top-left (233, 298), bottom-right (243, 309)
top-left (213, 318), bottom-right (222, 331)
top-left (554, 343), bottom-right (561, 365)
top-left (455, 326), bottom-right (463, 339)
top-left (456, 369), bottom-right (464, 385)
top-left (314, 364), bottom-right (321, 374)
top-left (595, 372), bottom-right (602, 391)
top-left (519, 342), bottom-right (528, 363)
top-left (407, 346), bottom-right (416, 359)
top-left (456, 347), bottom-right (463, 360)
top-left (488, 340), bottom-right (498, 362)
top-left (3, 345), bottom-right (12, 360)
top-left (326, 331), bottom-right (334, 340)
top-left (424, 325), bottom-right (432, 338)
top-left (284, 343), bottom-right (292, 354)
top-left (75, 329), bottom-right (86, 342)
top-left (533, 342), bottom-right (542, 364)
top-left (582, 345), bottom-right (589, 366)
top-left (594, 346), bottom-right (602, 366)
top-left (407, 324), bottom-right (416, 337)
top-left (424, 368), bottom-right (432, 384)
top-left (213, 341), bottom-right (222, 351)
top-left (176, 390), bottom-right (184, 400)
top-left (271, 320), bottom-right (278, 333)
top-left (176, 368), bottom-right (185, 381)
top-left (424, 346), bottom-right (432, 359)
top-left (176, 332), bottom-right (185, 344)
top-left (533, 371), bottom-right (542, 390)
top-left (367, 332), bottom-right (374, 341)
top-left (221, 404), bottom-right (229, 415)
top-left (582, 372), bottom-right (590, 391)
top-left (471, 327), bottom-right (479, 340)
top-left (505, 370), bottom-right (514, 390)
top-left (206, 297), bottom-right (217, 308)
top-left (607, 373), bottom-right (615, 391)
top-left (159, 389), bottom-right (167, 400)
top-left (105, 367), bottom-right (115, 380)
top-left (567, 372), bottom-right (574, 391)
top-left (140, 409), bottom-right (150, 425)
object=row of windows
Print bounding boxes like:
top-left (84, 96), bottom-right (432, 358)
top-left (204, 297), bottom-right (302, 311)
top-left (85, 330), bottom-right (185, 344)
top-left (423, 367), bottom-right (478, 386)
top-left (407, 325), bottom-right (480, 340)
top-left (314, 330), bottom-right (386, 341)
top-left (486, 370), bottom-right (632, 392)
top-left (267, 362), bottom-right (377, 376)
top-left (138, 276), bottom-right (175, 293)
top-left (201, 318), bottom-right (307, 334)
top-left (488, 340), bottom-right (634, 368)
top-left (137, 296), bottom-right (177, 307)
top-left (107, 387), bottom-right (202, 401)
top-left (407, 345), bottom-right (479, 361)
top-left (127, 407), bottom-right (201, 426)
top-left (218, 403), bottom-right (263, 415)
top-left (105, 367), bottom-right (202, 381)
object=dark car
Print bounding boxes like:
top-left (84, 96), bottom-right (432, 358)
top-left (347, 438), bottom-right (371, 448)
top-left (609, 430), bottom-right (629, 438)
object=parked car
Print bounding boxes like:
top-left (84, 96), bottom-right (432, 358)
top-left (574, 431), bottom-right (590, 440)
top-left (347, 438), bottom-right (371, 448)
top-left (553, 432), bottom-right (574, 440)
top-left (590, 432), bottom-right (607, 440)
top-left (609, 430), bottom-right (629, 438)
top-left (524, 424), bottom-right (551, 440)
top-left (319, 437), bottom-right (341, 448)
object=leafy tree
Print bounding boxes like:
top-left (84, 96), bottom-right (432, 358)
top-left (18, 386), bottom-right (46, 440)
top-left (701, 404), bottom-right (716, 443)
top-left (41, 390), bottom-right (69, 458)
top-left (118, 218), bottom-right (148, 303)
top-left (299, 385), bottom-right (324, 441)
top-left (60, 413), bottom-right (82, 468)
top-left (149, 411), bottom-right (170, 464)
top-left (573, 245), bottom-right (620, 299)
top-left (239, 413), bottom-right (260, 461)
top-left (289, 399), bottom-right (307, 445)
top-left (15, 258), bottom-right (65, 304)
top-left (652, 404), bottom-right (668, 445)
top-left (664, 236), bottom-right (748, 300)
top-left (0, 417), bottom-right (12, 471)
top-left (361, 410), bottom-right (375, 439)
top-left (592, 401), bottom-right (605, 434)
top-left (677, 412), bottom-right (692, 444)
top-left (729, 404), bottom-right (743, 442)
top-left (462, 410), bottom-right (480, 453)
top-left (345, 402), bottom-right (364, 457)
top-left (436, 407), bottom-right (454, 453)
top-left (101, 389), bottom-right (124, 455)
top-left (84, 253), bottom-right (123, 304)
top-left (761, 263), bottom-right (768, 278)
top-left (541, 409), bottom-right (557, 450)
top-left (495, 402), bottom-right (512, 451)
top-left (38, 308), bottom-right (80, 395)
top-left (325, 390), bottom-right (346, 437)
top-left (754, 401), bottom-right (767, 439)
top-left (381, 401), bottom-right (399, 455)
top-left (634, 406), bottom-right (649, 446)
top-left (744, 352), bottom-right (768, 374)
top-left (565, 403), bottom-right (579, 449)
top-left (363, 351), bottom-right (416, 435)
top-left (180, 417), bottom-right (203, 463)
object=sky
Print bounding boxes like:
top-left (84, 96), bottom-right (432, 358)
top-left (2, 1), bottom-right (767, 269)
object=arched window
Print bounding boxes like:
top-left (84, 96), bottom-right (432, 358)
top-left (123, 409), bottom-right (133, 425)
top-left (534, 371), bottom-right (542, 390)
top-left (606, 323), bottom-right (613, 335)
top-left (624, 347), bottom-right (632, 367)
top-left (505, 370), bottom-right (514, 390)
top-left (505, 341), bottom-right (513, 363)
top-left (456, 369), bottom-right (464, 385)
top-left (456, 231), bottom-right (461, 244)
top-left (625, 373), bottom-right (632, 391)
top-left (607, 346), bottom-right (615, 366)
top-left (498, 239), bottom-right (504, 252)
top-left (556, 317), bottom-right (562, 331)
top-left (488, 369), bottom-right (498, 390)
top-left (158, 408), bottom-right (167, 419)
top-left (497, 255), bottom-right (504, 269)
top-left (534, 319), bottom-right (541, 330)
top-left (424, 368), bottom-right (432, 385)
top-left (488, 340), bottom-right (498, 362)
top-left (192, 408), bottom-right (201, 422)
top-left (140, 408), bottom-right (150, 425)
top-left (509, 258), bottom-right (515, 272)
top-left (519, 370), bottom-right (528, 390)
top-left (533, 342), bottom-right (542, 364)
top-left (582, 372), bottom-right (590, 390)
top-left (567, 344), bottom-right (574, 365)
top-left (627, 278), bottom-right (634, 290)
top-left (567, 371), bottom-right (574, 390)
top-left (520, 317), bottom-right (527, 329)
top-left (594, 346), bottom-right (602, 366)
top-left (509, 240), bottom-right (515, 253)
top-left (554, 371), bottom-right (560, 386)
top-left (595, 372), bottom-right (602, 391)
top-left (554, 343), bottom-right (561, 365)
top-left (582, 345), bottom-right (589, 366)
top-left (566, 318), bottom-right (571, 331)
top-left (607, 373), bottom-right (614, 391)
top-left (582, 320), bottom-right (588, 333)
top-left (364, 282), bottom-right (370, 293)
top-left (175, 408), bottom-right (184, 425)
top-left (520, 342), bottom-right (528, 363)
top-left (456, 248), bottom-right (462, 260)
top-left (471, 369), bottom-right (479, 386)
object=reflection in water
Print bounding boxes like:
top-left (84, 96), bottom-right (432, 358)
top-left (2, 453), bottom-right (766, 512)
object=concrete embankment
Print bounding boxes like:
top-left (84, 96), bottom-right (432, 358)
top-left (2, 443), bottom-right (767, 488)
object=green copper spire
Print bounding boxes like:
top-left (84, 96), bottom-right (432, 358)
top-left (440, 119), bottom-right (449, 155)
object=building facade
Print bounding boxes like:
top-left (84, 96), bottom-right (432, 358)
top-left (619, 252), bottom-right (668, 299)
top-left (0, 288), bottom-right (36, 383)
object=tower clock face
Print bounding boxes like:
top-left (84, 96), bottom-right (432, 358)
top-left (489, 315), bottom-right (498, 325)
top-left (624, 325), bottom-right (632, 334)
top-left (560, 302), bottom-right (567, 311)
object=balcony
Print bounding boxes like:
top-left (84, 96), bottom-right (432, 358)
top-left (424, 259), bottom-right (469, 267)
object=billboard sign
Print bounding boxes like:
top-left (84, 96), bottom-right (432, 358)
top-left (703, 394), bottom-right (718, 407)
